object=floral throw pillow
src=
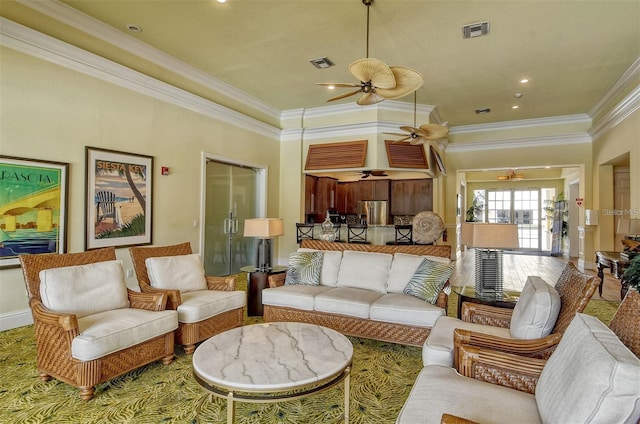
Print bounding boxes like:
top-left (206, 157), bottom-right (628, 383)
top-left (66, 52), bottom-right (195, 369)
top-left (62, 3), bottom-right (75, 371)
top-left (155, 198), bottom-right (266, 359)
top-left (285, 251), bottom-right (324, 286)
top-left (403, 257), bottom-right (455, 304)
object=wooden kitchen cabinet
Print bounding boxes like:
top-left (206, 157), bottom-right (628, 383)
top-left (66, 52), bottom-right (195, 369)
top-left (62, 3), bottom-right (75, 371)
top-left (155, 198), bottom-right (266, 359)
top-left (313, 177), bottom-right (338, 222)
top-left (336, 181), bottom-right (359, 214)
top-left (359, 180), bottom-right (390, 201)
top-left (390, 179), bottom-right (433, 215)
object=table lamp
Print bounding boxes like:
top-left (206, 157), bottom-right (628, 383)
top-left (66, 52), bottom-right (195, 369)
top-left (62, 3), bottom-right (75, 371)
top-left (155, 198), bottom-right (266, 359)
top-left (243, 218), bottom-right (284, 270)
top-left (461, 222), bottom-right (519, 298)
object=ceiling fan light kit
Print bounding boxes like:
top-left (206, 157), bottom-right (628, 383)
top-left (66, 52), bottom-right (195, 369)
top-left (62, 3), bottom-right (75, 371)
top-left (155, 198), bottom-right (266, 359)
top-left (317, 0), bottom-right (424, 105)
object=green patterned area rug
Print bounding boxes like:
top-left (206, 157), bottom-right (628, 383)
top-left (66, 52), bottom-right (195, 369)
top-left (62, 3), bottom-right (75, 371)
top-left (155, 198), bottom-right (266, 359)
top-left (0, 274), bottom-right (619, 424)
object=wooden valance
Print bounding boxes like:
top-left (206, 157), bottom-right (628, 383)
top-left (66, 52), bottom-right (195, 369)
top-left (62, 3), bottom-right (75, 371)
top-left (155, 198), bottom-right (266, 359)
top-left (384, 140), bottom-right (428, 169)
top-left (305, 140), bottom-right (367, 170)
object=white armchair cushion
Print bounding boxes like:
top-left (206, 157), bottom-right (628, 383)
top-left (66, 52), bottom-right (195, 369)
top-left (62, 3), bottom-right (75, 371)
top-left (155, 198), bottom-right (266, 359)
top-left (336, 251), bottom-right (392, 293)
top-left (145, 253), bottom-right (207, 293)
top-left (509, 276), bottom-right (560, 339)
top-left (536, 313), bottom-right (640, 424)
top-left (387, 253), bottom-right (450, 294)
top-left (72, 308), bottom-right (178, 361)
top-left (297, 248), bottom-right (342, 287)
top-left (177, 290), bottom-right (246, 323)
top-left (39, 260), bottom-right (129, 318)
top-left (422, 316), bottom-right (511, 367)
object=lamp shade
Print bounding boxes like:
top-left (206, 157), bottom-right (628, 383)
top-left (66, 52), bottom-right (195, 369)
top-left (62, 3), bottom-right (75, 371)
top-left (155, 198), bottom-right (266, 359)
top-left (629, 219), bottom-right (640, 236)
top-left (461, 223), bottom-right (519, 249)
top-left (243, 218), bottom-right (284, 238)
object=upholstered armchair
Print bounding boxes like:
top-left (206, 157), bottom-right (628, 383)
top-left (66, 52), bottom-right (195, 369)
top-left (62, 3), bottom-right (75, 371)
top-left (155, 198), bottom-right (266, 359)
top-left (129, 242), bottom-right (245, 354)
top-left (19, 248), bottom-right (178, 401)
top-left (423, 262), bottom-right (598, 367)
top-left (397, 313), bottom-right (640, 423)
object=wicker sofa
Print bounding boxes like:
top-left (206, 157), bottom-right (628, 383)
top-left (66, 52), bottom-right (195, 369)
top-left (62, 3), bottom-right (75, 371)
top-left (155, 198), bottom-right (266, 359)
top-left (263, 240), bottom-right (452, 346)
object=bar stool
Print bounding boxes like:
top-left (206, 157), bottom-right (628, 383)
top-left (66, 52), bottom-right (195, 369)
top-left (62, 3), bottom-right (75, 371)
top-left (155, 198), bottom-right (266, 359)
top-left (296, 223), bottom-right (314, 245)
top-left (347, 223), bottom-right (370, 244)
top-left (386, 224), bottom-right (413, 245)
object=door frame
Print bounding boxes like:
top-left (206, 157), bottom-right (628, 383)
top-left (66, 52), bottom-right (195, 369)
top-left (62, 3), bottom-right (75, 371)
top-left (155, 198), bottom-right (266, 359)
top-left (198, 152), bottom-right (268, 255)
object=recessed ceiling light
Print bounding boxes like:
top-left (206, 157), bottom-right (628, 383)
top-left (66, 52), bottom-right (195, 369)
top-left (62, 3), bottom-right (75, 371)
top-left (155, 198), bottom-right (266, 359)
top-left (512, 105), bottom-right (519, 109)
top-left (520, 78), bottom-right (529, 84)
top-left (514, 92), bottom-right (522, 98)
top-left (126, 24), bottom-right (142, 32)
top-left (217, 0), bottom-right (227, 3)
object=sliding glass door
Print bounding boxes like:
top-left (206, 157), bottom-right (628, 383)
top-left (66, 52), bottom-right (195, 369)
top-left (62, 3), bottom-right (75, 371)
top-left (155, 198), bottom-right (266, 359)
top-left (203, 160), bottom-right (259, 276)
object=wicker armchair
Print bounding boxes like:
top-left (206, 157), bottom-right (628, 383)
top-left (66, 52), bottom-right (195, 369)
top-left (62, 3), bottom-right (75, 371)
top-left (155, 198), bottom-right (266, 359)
top-left (129, 242), bottom-right (245, 354)
top-left (609, 290), bottom-right (640, 357)
top-left (19, 248), bottom-right (178, 400)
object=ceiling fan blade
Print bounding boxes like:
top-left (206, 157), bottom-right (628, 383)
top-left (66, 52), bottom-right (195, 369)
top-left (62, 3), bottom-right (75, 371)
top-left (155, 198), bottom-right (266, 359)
top-left (326, 88), bottom-right (363, 102)
top-left (349, 58), bottom-right (395, 89)
top-left (410, 137), bottom-right (428, 145)
top-left (316, 83), bottom-right (362, 88)
top-left (383, 132), bottom-right (411, 137)
top-left (392, 136), bottom-right (413, 143)
top-left (376, 66), bottom-right (424, 99)
top-left (419, 124), bottom-right (450, 140)
top-left (399, 126), bottom-right (420, 134)
top-left (357, 91), bottom-right (385, 106)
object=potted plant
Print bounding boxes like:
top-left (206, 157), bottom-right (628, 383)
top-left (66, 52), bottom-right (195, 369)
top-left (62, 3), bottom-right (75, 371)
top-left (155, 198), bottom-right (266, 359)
top-left (465, 193), bottom-right (484, 222)
top-left (622, 255), bottom-right (640, 295)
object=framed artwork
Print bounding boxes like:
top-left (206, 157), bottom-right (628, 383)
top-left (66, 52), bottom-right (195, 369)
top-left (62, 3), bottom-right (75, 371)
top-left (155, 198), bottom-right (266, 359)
top-left (0, 155), bottom-right (69, 268)
top-left (85, 147), bottom-right (153, 249)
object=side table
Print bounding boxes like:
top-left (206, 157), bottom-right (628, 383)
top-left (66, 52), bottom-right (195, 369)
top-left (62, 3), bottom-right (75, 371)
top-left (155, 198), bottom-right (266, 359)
top-left (595, 251), bottom-right (630, 300)
top-left (240, 265), bottom-right (287, 316)
top-left (451, 286), bottom-right (519, 319)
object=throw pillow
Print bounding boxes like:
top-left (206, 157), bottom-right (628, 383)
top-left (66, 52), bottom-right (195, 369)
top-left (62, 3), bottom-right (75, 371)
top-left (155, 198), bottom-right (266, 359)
top-left (403, 258), bottom-right (455, 304)
top-left (145, 253), bottom-right (208, 293)
top-left (509, 276), bottom-right (561, 339)
top-left (285, 251), bottom-right (324, 286)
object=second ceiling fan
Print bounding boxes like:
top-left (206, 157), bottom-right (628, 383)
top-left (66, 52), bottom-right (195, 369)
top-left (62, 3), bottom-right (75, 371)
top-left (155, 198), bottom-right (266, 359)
top-left (317, 0), bottom-right (423, 106)
top-left (385, 92), bottom-right (450, 144)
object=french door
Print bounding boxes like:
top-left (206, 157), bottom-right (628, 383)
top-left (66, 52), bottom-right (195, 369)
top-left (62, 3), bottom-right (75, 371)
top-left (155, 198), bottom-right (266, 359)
top-left (203, 159), bottom-right (261, 276)
top-left (485, 189), bottom-right (542, 250)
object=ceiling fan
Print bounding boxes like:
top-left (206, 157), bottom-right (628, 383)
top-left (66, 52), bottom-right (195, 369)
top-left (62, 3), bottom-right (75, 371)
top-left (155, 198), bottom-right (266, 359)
top-left (384, 92), bottom-right (450, 144)
top-left (360, 170), bottom-right (388, 179)
top-left (316, 0), bottom-right (423, 106)
top-left (497, 170), bottom-right (525, 181)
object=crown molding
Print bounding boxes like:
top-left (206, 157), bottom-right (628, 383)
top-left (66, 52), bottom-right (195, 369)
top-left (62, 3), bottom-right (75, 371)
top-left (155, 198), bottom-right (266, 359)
top-left (590, 85), bottom-right (640, 140)
top-left (0, 18), bottom-right (281, 140)
top-left (449, 114), bottom-right (592, 135)
top-left (446, 133), bottom-right (592, 153)
top-left (16, 0), bottom-right (281, 122)
top-left (589, 56), bottom-right (640, 118)
top-left (299, 100), bottom-right (434, 120)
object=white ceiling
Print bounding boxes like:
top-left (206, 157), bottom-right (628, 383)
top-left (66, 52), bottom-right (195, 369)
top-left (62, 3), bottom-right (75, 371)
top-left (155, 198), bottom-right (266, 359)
top-left (3, 0), bottom-right (639, 128)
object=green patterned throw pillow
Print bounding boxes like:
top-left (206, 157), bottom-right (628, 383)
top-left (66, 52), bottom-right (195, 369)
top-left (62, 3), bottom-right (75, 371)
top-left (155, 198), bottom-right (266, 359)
top-left (403, 257), bottom-right (455, 304)
top-left (285, 251), bottom-right (324, 286)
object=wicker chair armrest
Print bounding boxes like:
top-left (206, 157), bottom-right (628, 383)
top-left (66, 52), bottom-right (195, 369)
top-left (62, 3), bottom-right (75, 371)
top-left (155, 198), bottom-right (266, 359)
top-left (206, 275), bottom-right (235, 291)
top-left (30, 299), bottom-right (80, 333)
top-left (453, 328), bottom-right (562, 368)
top-left (127, 289), bottom-right (168, 311)
top-left (460, 302), bottom-right (513, 327)
top-left (436, 281), bottom-right (451, 310)
top-left (137, 282), bottom-right (181, 309)
top-left (268, 273), bottom-right (286, 288)
top-left (456, 344), bottom-right (547, 394)
top-left (441, 414), bottom-right (479, 424)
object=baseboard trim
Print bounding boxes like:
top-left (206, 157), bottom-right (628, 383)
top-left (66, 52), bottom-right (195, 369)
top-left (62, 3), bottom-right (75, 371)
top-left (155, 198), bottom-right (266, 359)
top-left (0, 309), bottom-right (33, 332)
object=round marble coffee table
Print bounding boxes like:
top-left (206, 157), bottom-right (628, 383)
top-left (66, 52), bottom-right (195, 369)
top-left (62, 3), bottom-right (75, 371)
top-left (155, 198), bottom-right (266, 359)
top-left (192, 322), bottom-right (353, 423)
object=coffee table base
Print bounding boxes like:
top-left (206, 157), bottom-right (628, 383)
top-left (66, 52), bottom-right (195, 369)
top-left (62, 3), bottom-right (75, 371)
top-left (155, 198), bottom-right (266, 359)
top-left (194, 367), bottom-right (351, 424)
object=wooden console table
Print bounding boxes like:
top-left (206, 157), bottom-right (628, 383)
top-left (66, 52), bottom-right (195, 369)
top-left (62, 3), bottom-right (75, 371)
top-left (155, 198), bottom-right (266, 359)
top-left (595, 251), bottom-right (629, 300)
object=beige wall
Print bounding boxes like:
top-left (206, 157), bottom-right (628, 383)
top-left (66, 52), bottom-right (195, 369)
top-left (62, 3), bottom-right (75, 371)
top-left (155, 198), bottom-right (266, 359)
top-left (0, 47), bottom-right (281, 328)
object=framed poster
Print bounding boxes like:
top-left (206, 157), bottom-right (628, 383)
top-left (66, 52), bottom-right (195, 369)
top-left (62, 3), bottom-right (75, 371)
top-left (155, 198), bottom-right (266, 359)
top-left (85, 147), bottom-right (153, 249)
top-left (0, 155), bottom-right (69, 268)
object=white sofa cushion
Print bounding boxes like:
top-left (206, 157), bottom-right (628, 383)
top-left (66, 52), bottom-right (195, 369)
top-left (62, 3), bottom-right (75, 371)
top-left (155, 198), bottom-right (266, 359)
top-left (177, 290), bottom-right (246, 323)
top-left (387, 253), bottom-right (450, 294)
top-left (396, 365), bottom-right (541, 424)
top-left (145, 254), bottom-right (207, 293)
top-left (536, 313), bottom-right (640, 424)
top-left (285, 251), bottom-right (323, 286)
top-left (298, 248), bottom-right (342, 287)
top-left (370, 293), bottom-right (445, 327)
top-left (314, 287), bottom-right (383, 319)
top-left (336, 251), bottom-right (393, 294)
top-left (403, 258), bottom-right (455, 304)
top-left (262, 285), bottom-right (332, 311)
top-left (422, 316), bottom-right (511, 367)
top-left (39, 260), bottom-right (130, 318)
top-left (73, 308), bottom-right (178, 361)
top-left (510, 276), bottom-right (560, 339)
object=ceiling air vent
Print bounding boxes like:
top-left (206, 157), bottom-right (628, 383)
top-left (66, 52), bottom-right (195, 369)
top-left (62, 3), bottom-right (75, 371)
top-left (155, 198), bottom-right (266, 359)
top-left (462, 21), bottom-right (490, 39)
top-left (384, 141), bottom-right (428, 169)
top-left (305, 140), bottom-right (367, 170)
top-left (309, 57), bottom-right (335, 69)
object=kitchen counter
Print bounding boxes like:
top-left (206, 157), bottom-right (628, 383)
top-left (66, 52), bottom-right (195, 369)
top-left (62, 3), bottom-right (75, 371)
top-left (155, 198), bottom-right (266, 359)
top-left (313, 224), bottom-right (396, 245)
